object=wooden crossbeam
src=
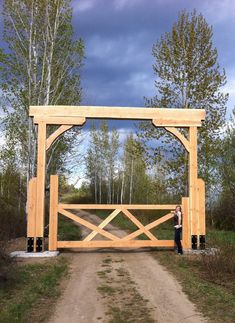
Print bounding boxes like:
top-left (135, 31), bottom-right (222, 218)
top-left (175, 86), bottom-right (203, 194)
top-left (59, 204), bottom-right (177, 210)
top-left (29, 106), bottom-right (205, 127)
top-left (123, 212), bottom-right (174, 241)
top-left (84, 209), bottom-right (122, 241)
top-left (58, 207), bottom-right (120, 241)
top-left (57, 240), bottom-right (175, 248)
top-left (122, 209), bottom-right (157, 241)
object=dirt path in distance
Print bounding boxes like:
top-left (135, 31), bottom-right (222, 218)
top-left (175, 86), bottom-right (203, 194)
top-left (49, 211), bottom-right (207, 323)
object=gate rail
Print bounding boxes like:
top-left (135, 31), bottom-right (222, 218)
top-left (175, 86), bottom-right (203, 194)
top-left (48, 175), bottom-right (190, 251)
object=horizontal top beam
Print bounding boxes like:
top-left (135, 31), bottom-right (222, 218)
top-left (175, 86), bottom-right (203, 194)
top-left (29, 105), bottom-right (205, 127)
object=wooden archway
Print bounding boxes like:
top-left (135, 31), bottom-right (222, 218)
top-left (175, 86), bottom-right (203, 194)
top-left (27, 106), bottom-right (205, 252)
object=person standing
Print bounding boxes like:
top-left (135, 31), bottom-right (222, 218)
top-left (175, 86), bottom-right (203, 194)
top-left (174, 205), bottom-right (183, 254)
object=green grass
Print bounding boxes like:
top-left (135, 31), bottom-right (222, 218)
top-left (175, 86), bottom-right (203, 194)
top-left (153, 229), bottom-right (235, 323)
top-left (58, 216), bottom-right (81, 241)
top-left (206, 228), bottom-right (235, 245)
top-left (0, 257), bottom-right (69, 323)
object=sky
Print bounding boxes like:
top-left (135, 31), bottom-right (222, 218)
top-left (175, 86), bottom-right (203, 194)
top-left (72, 0), bottom-right (235, 118)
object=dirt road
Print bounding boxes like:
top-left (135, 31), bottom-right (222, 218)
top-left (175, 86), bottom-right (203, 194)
top-left (49, 211), bottom-right (206, 323)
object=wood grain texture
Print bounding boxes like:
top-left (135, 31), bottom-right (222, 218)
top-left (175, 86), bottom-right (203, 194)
top-left (27, 177), bottom-right (37, 237)
top-left (59, 204), bottom-right (177, 210)
top-left (57, 240), bottom-right (175, 248)
top-left (182, 197), bottom-right (190, 249)
top-left (46, 125), bottom-right (73, 150)
top-left (30, 106), bottom-right (205, 125)
top-left (49, 175), bottom-right (59, 251)
top-left (36, 122), bottom-right (46, 237)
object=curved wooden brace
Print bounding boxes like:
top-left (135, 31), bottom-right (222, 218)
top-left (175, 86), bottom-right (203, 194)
top-left (46, 125), bottom-right (73, 150)
top-left (165, 127), bottom-right (190, 152)
top-left (46, 117), bottom-right (86, 150)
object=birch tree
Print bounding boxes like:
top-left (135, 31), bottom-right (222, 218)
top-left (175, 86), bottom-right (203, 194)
top-left (1, 0), bottom-right (84, 182)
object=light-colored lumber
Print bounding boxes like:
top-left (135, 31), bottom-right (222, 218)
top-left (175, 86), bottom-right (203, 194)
top-left (49, 175), bottom-right (59, 251)
top-left (35, 122), bottom-right (46, 237)
top-left (29, 106), bottom-right (205, 125)
top-left (84, 208), bottom-right (122, 241)
top-left (34, 116), bottom-right (86, 125)
top-left (58, 204), bottom-right (177, 210)
top-left (197, 178), bottom-right (205, 235)
top-left (27, 177), bottom-right (37, 237)
top-left (165, 127), bottom-right (190, 152)
top-left (153, 119), bottom-right (201, 127)
top-left (123, 212), bottom-right (174, 241)
top-left (46, 125), bottom-right (73, 150)
top-left (182, 197), bottom-right (190, 249)
top-left (121, 209), bottom-right (158, 241)
top-left (58, 207), bottom-right (120, 241)
top-left (189, 126), bottom-right (198, 236)
top-left (57, 240), bottom-right (175, 249)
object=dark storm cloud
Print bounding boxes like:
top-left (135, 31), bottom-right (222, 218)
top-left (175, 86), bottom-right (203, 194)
top-left (72, 0), bottom-right (235, 116)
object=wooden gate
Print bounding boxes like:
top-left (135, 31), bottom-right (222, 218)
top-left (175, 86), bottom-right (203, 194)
top-left (47, 175), bottom-right (190, 251)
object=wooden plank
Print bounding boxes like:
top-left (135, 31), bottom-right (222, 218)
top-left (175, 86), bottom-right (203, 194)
top-left (59, 204), bottom-right (177, 210)
top-left (84, 208), bottom-right (122, 241)
top-left (27, 177), bottom-right (37, 237)
top-left (189, 126), bottom-right (198, 236)
top-left (49, 175), bottom-right (59, 251)
top-left (57, 240), bottom-right (175, 248)
top-left (29, 106), bottom-right (205, 125)
top-left (35, 122), bottom-right (46, 237)
top-left (153, 120), bottom-right (201, 127)
top-left (122, 209), bottom-right (158, 241)
top-left (123, 212), bottom-right (174, 241)
top-left (197, 178), bottom-right (205, 235)
top-left (34, 117), bottom-right (86, 125)
top-left (182, 197), bottom-right (190, 249)
top-left (46, 125), bottom-right (73, 150)
top-left (58, 207), bottom-right (120, 241)
top-left (164, 127), bottom-right (190, 152)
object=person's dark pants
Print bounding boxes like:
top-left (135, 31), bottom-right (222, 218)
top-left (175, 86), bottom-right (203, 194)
top-left (174, 228), bottom-right (183, 254)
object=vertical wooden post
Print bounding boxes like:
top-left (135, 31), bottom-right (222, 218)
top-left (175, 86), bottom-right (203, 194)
top-left (182, 197), bottom-right (190, 249)
top-left (189, 126), bottom-right (198, 240)
top-left (26, 177), bottom-right (37, 252)
top-left (49, 175), bottom-right (59, 251)
top-left (197, 178), bottom-right (206, 248)
top-left (35, 122), bottom-right (47, 240)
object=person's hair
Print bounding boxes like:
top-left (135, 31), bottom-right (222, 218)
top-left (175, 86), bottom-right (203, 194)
top-left (175, 205), bottom-right (182, 212)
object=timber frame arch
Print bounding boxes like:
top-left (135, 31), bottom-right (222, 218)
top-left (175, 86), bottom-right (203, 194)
top-left (27, 106), bottom-right (205, 252)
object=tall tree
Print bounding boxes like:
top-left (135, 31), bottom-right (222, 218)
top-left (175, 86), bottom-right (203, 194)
top-left (140, 10), bottom-right (228, 198)
top-left (213, 109), bottom-right (235, 229)
top-left (1, 0), bottom-right (84, 182)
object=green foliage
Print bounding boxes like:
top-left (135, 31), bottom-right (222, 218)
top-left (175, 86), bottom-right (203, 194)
top-left (58, 216), bottom-right (81, 241)
top-left (1, 0), bottom-right (84, 179)
top-left (0, 257), bottom-right (68, 323)
top-left (212, 110), bottom-right (235, 229)
top-left (140, 10), bottom-right (228, 199)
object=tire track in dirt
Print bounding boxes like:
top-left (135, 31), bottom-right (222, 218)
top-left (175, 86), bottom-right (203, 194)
top-left (49, 211), bottom-right (207, 323)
